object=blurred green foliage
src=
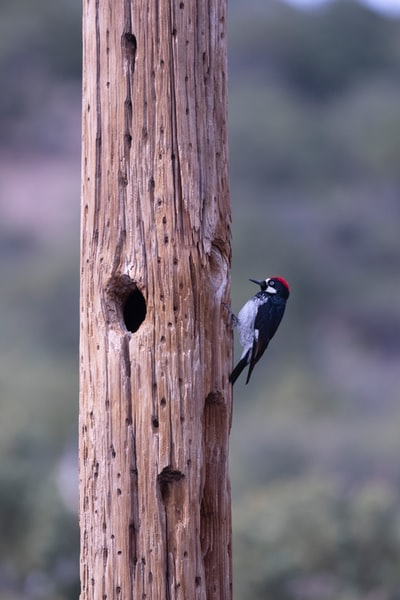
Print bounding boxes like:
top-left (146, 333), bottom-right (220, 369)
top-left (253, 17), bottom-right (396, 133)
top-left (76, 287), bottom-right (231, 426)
top-left (0, 239), bottom-right (79, 599)
top-left (0, 0), bottom-right (400, 598)
top-left (234, 478), bottom-right (400, 600)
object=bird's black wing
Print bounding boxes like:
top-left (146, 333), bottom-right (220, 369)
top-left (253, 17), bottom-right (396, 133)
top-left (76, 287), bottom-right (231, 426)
top-left (246, 299), bottom-right (286, 384)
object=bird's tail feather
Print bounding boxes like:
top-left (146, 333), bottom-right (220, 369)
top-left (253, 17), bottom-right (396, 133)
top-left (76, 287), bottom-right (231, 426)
top-left (229, 356), bottom-right (248, 385)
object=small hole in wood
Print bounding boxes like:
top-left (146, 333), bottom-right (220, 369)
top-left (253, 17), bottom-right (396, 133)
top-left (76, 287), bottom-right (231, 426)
top-left (157, 466), bottom-right (185, 502)
top-left (123, 288), bottom-right (146, 333)
top-left (122, 32), bottom-right (137, 60)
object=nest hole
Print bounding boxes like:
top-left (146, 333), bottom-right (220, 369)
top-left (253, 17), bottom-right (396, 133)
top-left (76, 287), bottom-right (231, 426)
top-left (106, 275), bottom-right (146, 333)
top-left (123, 288), bottom-right (146, 333)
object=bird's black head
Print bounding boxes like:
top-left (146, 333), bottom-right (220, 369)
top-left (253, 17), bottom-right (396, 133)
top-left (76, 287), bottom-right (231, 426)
top-left (249, 276), bottom-right (290, 300)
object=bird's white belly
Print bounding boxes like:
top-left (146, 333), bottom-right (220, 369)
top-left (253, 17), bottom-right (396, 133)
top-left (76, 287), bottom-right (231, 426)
top-left (237, 301), bottom-right (258, 355)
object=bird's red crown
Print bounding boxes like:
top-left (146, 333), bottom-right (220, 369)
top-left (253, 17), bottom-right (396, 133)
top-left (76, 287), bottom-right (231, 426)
top-left (271, 276), bottom-right (290, 292)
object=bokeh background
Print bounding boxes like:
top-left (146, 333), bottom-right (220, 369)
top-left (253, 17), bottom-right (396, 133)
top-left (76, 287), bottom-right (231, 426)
top-left (1, 1), bottom-right (400, 599)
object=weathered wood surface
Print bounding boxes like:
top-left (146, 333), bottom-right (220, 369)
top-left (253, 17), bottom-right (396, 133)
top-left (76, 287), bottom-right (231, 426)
top-left (79, 1), bottom-right (232, 598)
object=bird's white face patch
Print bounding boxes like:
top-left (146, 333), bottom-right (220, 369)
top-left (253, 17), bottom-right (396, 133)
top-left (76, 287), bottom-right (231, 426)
top-left (266, 283), bottom-right (277, 294)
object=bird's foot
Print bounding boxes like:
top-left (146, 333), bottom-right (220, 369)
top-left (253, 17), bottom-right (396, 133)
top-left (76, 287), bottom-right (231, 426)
top-left (222, 302), bottom-right (239, 326)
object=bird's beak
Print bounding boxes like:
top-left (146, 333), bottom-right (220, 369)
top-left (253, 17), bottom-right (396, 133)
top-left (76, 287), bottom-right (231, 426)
top-left (249, 278), bottom-right (264, 287)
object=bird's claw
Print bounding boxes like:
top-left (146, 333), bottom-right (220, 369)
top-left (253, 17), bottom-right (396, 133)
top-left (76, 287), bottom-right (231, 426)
top-left (222, 302), bottom-right (239, 326)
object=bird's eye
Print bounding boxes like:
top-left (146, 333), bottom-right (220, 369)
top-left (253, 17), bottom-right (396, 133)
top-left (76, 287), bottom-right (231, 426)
top-left (268, 280), bottom-right (275, 286)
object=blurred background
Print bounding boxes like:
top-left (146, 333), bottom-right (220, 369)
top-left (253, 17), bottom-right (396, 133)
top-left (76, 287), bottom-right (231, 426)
top-left (1, 0), bottom-right (400, 599)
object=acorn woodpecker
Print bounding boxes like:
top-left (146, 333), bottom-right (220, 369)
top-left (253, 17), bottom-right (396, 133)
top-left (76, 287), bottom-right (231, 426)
top-left (229, 276), bottom-right (290, 385)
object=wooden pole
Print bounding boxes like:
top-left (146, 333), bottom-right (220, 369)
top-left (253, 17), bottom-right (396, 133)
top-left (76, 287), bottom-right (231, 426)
top-left (79, 1), bottom-right (232, 599)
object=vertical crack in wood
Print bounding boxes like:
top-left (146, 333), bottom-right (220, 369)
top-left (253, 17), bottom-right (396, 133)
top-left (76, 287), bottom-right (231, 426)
top-left (168, 0), bottom-right (185, 238)
top-left (128, 427), bottom-right (137, 600)
top-left (115, 23), bottom-right (136, 274)
top-left (157, 466), bottom-right (185, 598)
top-left (121, 336), bottom-right (132, 424)
top-left (201, 390), bottom-right (231, 596)
top-left (94, 0), bottom-right (102, 228)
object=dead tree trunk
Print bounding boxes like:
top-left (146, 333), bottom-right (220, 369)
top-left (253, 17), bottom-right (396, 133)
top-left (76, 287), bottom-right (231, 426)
top-left (79, 1), bottom-right (232, 599)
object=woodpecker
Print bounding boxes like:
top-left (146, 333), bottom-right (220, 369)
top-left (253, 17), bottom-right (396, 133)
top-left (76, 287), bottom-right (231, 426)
top-left (229, 276), bottom-right (290, 385)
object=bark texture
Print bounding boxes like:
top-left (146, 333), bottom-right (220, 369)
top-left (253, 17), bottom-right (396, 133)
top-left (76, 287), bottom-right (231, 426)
top-left (79, 1), bottom-right (232, 598)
